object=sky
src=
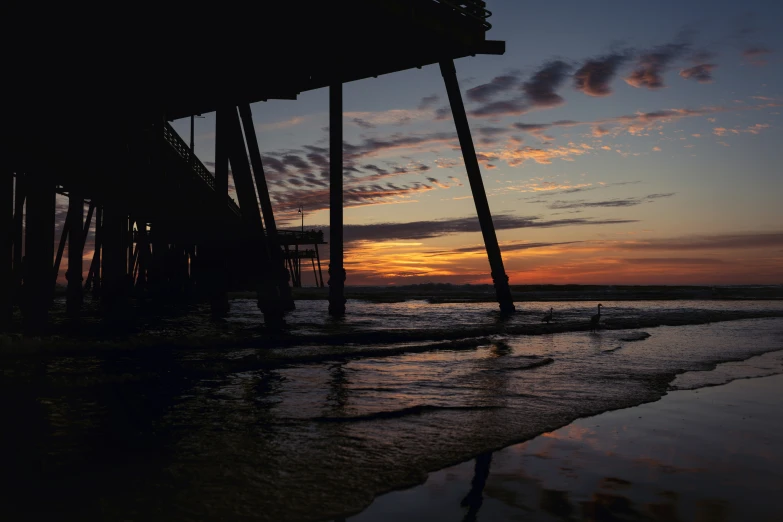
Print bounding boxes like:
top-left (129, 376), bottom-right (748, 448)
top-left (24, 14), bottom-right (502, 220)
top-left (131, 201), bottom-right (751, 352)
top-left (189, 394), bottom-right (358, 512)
top-left (62, 0), bottom-right (783, 286)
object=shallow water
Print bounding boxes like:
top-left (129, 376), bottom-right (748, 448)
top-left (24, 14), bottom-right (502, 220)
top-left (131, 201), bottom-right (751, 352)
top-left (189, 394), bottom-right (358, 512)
top-left (2, 300), bottom-right (783, 521)
top-left (350, 374), bottom-right (783, 522)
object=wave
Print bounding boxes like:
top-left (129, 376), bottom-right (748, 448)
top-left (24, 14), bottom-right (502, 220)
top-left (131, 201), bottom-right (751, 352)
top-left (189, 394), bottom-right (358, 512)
top-left (669, 349), bottom-right (783, 391)
top-left (481, 357), bottom-right (554, 372)
top-left (617, 331), bottom-right (651, 342)
top-left (2, 310), bottom-right (781, 358)
top-left (312, 404), bottom-right (503, 423)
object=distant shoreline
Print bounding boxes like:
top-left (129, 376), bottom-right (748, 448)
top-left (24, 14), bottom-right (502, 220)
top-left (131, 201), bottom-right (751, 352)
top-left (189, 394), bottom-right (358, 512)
top-left (51, 283), bottom-right (783, 302)
top-left (283, 283), bottom-right (783, 302)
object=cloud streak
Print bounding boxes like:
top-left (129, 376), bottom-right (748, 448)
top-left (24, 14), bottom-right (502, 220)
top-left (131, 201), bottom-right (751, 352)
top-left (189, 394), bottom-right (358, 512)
top-left (611, 231), bottom-right (783, 251)
top-left (743, 47), bottom-right (773, 66)
top-left (445, 240), bottom-right (585, 254)
top-left (547, 193), bottom-right (675, 210)
top-left (332, 214), bottom-right (638, 243)
top-left (466, 75), bottom-right (519, 103)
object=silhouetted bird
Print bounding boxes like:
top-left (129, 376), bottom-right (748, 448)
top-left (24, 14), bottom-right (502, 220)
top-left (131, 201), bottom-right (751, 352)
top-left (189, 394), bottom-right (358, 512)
top-left (541, 307), bottom-right (554, 324)
top-left (590, 303), bottom-right (603, 332)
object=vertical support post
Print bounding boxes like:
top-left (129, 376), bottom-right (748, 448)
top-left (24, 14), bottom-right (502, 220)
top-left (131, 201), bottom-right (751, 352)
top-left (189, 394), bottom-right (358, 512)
top-left (215, 109), bottom-right (229, 197)
top-left (135, 224), bottom-right (151, 290)
top-left (1, 171), bottom-right (12, 329)
top-left (315, 243), bottom-right (324, 288)
top-left (185, 246), bottom-right (195, 291)
top-left (207, 110), bottom-right (230, 317)
top-left (100, 204), bottom-right (129, 317)
top-left (328, 81), bottom-right (346, 315)
top-left (13, 173), bottom-right (25, 293)
top-left (238, 103), bottom-right (294, 311)
top-left (127, 216), bottom-right (135, 275)
top-left (66, 189), bottom-right (84, 317)
top-left (199, 243), bottom-right (229, 317)
top-left (283, 244), bottom-right (294, 286)
top-left (53, 221), bottom-right (69, 284)
top-left (81, 202), bottom-right (95, 252)
top-left (91, 205), bottom-right (103, 294)
top-left (151, 228), bottom-right (167, 297)
top-left (439, 60), bottom-right (515, 313)
top-left (294, 244), bottom-right (300, 288)
top-left (22, 171), bottom-right (56, 332)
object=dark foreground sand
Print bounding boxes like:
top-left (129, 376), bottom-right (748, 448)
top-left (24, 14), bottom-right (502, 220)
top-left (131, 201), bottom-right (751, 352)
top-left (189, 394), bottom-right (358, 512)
top-left (348, 374), bottom-right (783, 522)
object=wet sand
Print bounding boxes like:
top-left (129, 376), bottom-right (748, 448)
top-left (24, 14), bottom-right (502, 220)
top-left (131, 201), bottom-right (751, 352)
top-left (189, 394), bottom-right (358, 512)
top-left (348, 373), bottom-right (783, 522)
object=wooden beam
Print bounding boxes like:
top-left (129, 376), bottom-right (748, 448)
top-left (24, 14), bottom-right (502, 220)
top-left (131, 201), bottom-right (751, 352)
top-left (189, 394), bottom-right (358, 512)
top-left (328, 81), bottom-right (346, 315)
top-left (1, 171), bottom-right (12, 328)
top-left (66, 190), bottom-right (84, 317)
top-left (440, 59), bottom-right (515, 313)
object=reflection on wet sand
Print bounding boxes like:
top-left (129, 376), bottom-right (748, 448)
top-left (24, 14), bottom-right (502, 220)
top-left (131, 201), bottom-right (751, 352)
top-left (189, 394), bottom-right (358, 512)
top-left (349, 374), bottom-right (783, 522)
top-left (460, 452), bottom-right (492, 521)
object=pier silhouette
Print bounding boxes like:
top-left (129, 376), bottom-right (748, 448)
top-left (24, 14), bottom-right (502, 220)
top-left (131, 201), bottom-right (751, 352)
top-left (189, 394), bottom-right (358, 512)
top-left (2, 0), bottom-right (515, 332)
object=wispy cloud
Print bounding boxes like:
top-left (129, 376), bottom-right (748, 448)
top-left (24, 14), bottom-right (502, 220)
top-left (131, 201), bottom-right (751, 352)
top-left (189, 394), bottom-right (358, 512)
top-left (345, 109), bottom-right (430, 128)
top-left (465, 74), bottom-right (520, 103)
top-left (610, 231), bottom-right (783, 251)
top-left (511, 106), bottom-right (730, 139)
top-left (713, 123), bottom-right (771, 136)
top-left (469, 98), bottom-right (528, 118)
top-left (743, 46), bottom-right (773, 66)
top-left (418, 94), bottom-right (440, 110)
top-left (621, 257), bottom-right (725, 265)
top-left (437, 240), bottom-right (585, 255)
top-left (480, 143), bottom-right (592, 167)
top-left (520, 180), bottom-right (642, 198)
top-left (679, 63), bottom-right (717, 83)
top-left (327, 214), bottom-right (639, 243)
top-left (256, 116), bottom-right (306, 132)
top-left (546, 192), bottom-right (675, 210)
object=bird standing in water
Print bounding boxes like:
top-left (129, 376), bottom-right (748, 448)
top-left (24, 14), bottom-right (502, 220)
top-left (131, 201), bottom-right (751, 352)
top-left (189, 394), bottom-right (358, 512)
top-left (542, 307), bottom-right (554, 324)
top-left (590, 303), bottom-right (603, 332)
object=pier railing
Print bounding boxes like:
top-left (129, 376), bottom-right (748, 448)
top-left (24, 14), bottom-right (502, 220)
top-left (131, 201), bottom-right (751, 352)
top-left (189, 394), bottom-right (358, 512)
top-left (162, 122), bottom-right (242, 216)
top-left (433, 0), bottom-right (492, 30)
top-left (277, 229), bottom-right (326, 245)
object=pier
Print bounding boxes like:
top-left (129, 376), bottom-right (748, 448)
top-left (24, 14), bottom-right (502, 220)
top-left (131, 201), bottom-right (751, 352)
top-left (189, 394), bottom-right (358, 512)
top-left (2, 0), bottom-right (515, 332)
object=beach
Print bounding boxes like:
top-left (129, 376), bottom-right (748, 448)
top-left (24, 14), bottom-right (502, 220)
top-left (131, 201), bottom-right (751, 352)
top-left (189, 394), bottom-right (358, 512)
top-left (1, 298), bottom-right (782, 521)
top-left (348, 372), bottom-right (783, 522)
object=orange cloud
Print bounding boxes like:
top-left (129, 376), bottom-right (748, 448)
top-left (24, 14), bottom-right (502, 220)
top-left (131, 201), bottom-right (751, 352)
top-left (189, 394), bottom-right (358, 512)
top-left (340, 231), bottom-right (783, 285)
top-left (480, 144), bottom-right (591, 167)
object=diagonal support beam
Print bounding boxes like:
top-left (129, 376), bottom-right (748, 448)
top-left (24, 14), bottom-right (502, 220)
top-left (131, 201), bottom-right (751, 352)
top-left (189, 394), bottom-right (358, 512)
top-left (224, 106), bottom-right (285, 325)
top-left (440, 59), bottom-right (515, 313)
top-left (54, 221), bottom-right (69, 284)
top-left (85, 205), bottom-right (102, 293)
top-left (81, 201), bottom-right (95, 252)
top-left (238, 103), bottom-right (294, 311)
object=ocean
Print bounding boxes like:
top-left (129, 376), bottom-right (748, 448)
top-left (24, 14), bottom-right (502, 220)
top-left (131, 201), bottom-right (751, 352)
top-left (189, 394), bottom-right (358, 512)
top-left (2, 298), bottom-right (783, 521)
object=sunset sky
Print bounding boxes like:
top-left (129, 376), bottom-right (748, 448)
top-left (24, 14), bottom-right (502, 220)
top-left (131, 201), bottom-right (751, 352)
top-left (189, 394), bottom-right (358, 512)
top-left (126, 1), bottom-right (783, 285)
